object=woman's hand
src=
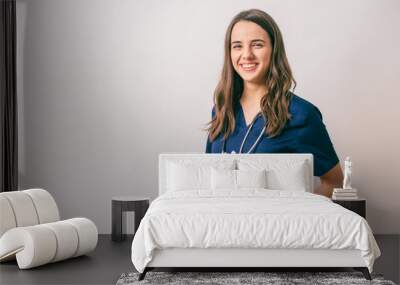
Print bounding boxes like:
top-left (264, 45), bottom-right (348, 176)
top-left (315, 163), bottom-right (343, 198)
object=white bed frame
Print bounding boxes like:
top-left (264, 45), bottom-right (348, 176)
top-left (140, 153), bottom-right (370, 280)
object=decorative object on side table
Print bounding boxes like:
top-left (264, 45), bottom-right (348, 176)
top-left (112, 196), bottom-right (150, 242)
top-left (343, 156), bottom-right (353, 190)
top-left (332, 156), bottom-right (366, 218)
top-left (332, 156), bottom-right (359, 200)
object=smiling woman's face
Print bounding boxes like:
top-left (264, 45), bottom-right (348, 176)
top-left (230, 20), bottom-right (272, 85)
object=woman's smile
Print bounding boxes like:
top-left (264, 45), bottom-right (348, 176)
top-left (240, 63), bottom-right (258, 72)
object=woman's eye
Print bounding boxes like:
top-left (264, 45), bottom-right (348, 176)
top-left (253, 43), bottom-right (263, 48)
top-left (232, 45), bottom-right (241, 49)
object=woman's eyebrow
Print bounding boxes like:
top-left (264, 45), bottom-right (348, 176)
top-left (251, 39), bottom-right (265, 43)
top-left (231, 39), bottom-right (266, 44)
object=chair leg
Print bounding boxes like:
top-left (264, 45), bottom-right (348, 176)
top-left (354, 267), bottom-right (372, 280)
top-left (138, 268), bottom-right (148, 281)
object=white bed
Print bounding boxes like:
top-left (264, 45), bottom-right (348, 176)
top-left (131, 153), bottom-right (380, 280)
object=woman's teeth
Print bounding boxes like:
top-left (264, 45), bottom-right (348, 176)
top-left (241, 63), bottom-right (257, 71)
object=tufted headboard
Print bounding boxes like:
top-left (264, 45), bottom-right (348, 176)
top-left (159, 153), bottom-right (314, 195)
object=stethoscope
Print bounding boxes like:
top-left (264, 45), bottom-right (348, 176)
top-left (221, 112), bottom-right (266, 154)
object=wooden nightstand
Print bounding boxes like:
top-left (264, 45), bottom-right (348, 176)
top-left (332, 198), bottom-right (366, 218)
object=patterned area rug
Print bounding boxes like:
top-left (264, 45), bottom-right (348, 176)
top-left (116, 271), bottom-right (396, 285)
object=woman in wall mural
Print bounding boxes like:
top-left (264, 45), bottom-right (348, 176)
top-left (205, 9), bottom-right (343, 197)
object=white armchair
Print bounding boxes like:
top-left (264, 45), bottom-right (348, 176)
top-left (0, 189), bottom-right (98, 269)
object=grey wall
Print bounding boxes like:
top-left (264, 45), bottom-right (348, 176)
top-left (16, 0), bottom-right (400, 234)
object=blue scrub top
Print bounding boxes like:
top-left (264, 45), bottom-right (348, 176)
top-left (205, 94), bottom-right (339, 177)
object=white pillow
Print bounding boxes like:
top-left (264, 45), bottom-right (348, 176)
top-left (166, 160), bottom-right (235, 191)
top-left (167, 162), bottom-right (206, 191)
top-left (267, 162), bottom-right (308, 191)
top-left (236, 169), bottom-right (267, 189)
top-left (238, 159), bottom-right (309, 191)
top-left (211, 168), bottom-right (268, 190)
top-left (210, 168), bottom-right (236, 190)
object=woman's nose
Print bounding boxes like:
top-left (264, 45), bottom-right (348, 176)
top-left (242, 47), bottom-right (254, 60)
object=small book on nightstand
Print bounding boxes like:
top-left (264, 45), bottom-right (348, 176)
top-left (332, 188), bottom-right (358, 200)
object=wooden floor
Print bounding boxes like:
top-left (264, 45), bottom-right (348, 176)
top-left (0, 235), bottom-right (398, 285)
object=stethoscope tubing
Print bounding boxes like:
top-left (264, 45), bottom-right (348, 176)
top-left (221, 113), bottom-right (266, 154)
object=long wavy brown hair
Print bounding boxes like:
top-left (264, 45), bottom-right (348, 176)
top-left (207, 9), bottom-right (296, 141)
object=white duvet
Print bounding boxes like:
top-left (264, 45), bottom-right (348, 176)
top-left (131, 189), bottom-right (380, 273)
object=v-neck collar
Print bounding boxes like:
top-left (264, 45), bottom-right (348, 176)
top-left (238, 103), bottom-right (251, 128)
